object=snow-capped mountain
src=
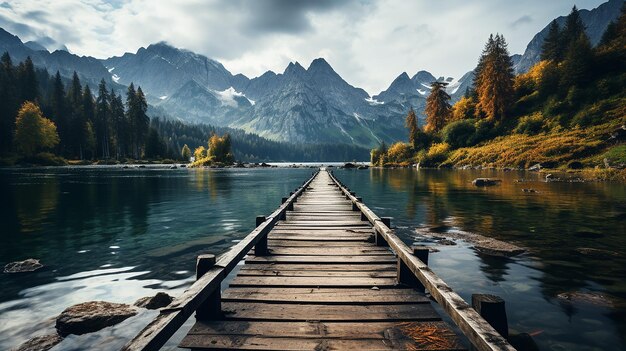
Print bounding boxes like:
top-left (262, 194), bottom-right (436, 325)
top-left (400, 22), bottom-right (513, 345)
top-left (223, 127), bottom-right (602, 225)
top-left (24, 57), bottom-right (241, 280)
top-left (0, 0), bottom-right (619, 147)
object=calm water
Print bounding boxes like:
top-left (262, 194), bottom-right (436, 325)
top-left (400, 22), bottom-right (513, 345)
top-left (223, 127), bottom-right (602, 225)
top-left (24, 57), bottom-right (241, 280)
top-left (0, 167), bottom-right (624, 350)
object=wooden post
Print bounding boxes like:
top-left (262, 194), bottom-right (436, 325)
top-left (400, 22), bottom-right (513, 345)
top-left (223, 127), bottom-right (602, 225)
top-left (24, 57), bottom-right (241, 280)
top-left (352, 198), bottom-right (361, 211)
top-left (196, 254), bottom-right (221, 320)
top-left (376, 218), bottom-right (391, 246)
top-left (397, 246), bottom-right (429, 291)
top-left (381, 217), bottom-right (391, 228)
top-left (472, 294), bottom-right (509, 339)
top-left (255, 216), bottom-right (268, 256)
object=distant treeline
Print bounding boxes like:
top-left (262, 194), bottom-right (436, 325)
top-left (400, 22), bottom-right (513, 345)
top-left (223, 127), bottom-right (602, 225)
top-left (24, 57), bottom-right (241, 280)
top-left (0, 52), bottom-right (150, 161)
top-left (0, 53), bottom-right (370, 163)
top-left (151, 118), bottom-right (370, 162)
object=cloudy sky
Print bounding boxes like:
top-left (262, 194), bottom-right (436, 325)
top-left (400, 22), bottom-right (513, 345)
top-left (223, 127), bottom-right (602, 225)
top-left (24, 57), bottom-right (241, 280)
top-left (0, 0), bottom-right (607, 94)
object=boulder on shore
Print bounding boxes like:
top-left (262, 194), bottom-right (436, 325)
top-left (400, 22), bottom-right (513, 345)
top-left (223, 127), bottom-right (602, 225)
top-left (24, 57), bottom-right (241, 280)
top-left (11, 333), bottom-right (63, 351)
top-left (134, 292), bottom-right (174, 309)
top-left (4, 258), bottom-right (43, 273)
top-left (55, 301), bottom-right (138, 336)
top-left (343, 162), bottom-right (357, 169)
top-left (472, 178), bottom-right (502, 187)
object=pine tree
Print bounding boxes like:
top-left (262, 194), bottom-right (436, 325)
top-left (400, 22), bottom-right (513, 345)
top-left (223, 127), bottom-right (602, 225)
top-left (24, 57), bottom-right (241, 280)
top-left (0, 52), bottom-right (18, 153)
top-left (474, 34), bottom-right (514, 121)
top-left (49, 71), bottom-right (68, 154)
top-left (81, 85), bottom-right (95, 159)
top-left (110, 89), bottom-right (126, 159)
top-left (66, 72), bottom-right (84, 158)
top-left (17, 56), bottom-right (38, 103)
top-left (541, 20), bottom-right (562, 61)
top-left (562, 6), bottom-right (586, 53)
top-left (134, 86), bottom-right (149, 158)
top-left (561, 33), bottom-right (593, 88)
top-left (424, 81), bottom-right (451, 132)
top-left (125, 83), bottom-right (137, 158)
top-left (405, 107), bottom-right (419, 148)
top-left (95, 79), bottom-right (110, 159)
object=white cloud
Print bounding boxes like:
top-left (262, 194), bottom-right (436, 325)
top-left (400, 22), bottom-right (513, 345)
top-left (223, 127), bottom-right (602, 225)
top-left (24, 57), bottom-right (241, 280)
top-left (0, 0), bottom-right (607, 94)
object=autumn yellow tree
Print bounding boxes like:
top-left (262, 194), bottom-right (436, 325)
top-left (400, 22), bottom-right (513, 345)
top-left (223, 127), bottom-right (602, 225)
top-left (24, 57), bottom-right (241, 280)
top-left (193, 145), bottom-right (206, 160)
top-left (424, 81), bottom-right (451, 132)
top-left (14, 101), bottom-right (59, 157)
top-left (208, 133), bottom-right (234, 164)
top-left (474, 34), bottom-right (514, 121)
top-left (451, 96), bottom-right (476, 121)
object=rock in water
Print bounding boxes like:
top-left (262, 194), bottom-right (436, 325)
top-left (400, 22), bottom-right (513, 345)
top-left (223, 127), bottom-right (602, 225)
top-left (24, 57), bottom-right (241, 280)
top-left (55, 301), bottom-right (138, 336)
top-left (4, 258), bottom-right (43, 273)
top-left (11, 334), bottom-right (63, 351)
top-left (134, 292), bottom-right (174, 309)
top-left (556, 292), bottom-right (618, 308)
top-left (472, 178), bottom-right (502, 186)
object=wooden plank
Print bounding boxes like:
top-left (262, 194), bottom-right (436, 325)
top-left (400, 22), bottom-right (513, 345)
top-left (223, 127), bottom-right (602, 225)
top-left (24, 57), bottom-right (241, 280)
top-left (267, 239), bottom-right (374, 247)
top-left (245, 255), bottom-right (397, 264)
top-left (182, 321), bottom-right (464, 350)
top-left (268, 235), bottom-right (370, 242)
top-left (229, 275), bottom-right (397, 288)
top-left (180, 335), bottom-right (464, 351)
top-left (222, 287), bottom-right (429, 304)
top-left (262, 247), bottom-right (392, 256)
top-left (221, 302), bottom-right (441, 322)
top-left (238, 263), bottom-right (396, 272)
top-left (236, 269), bottom-right (396, 278)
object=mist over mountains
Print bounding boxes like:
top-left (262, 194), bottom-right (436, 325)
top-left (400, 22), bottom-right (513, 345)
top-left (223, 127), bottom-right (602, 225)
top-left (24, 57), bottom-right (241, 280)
top-left (0, 0), bottom-right (620, 147)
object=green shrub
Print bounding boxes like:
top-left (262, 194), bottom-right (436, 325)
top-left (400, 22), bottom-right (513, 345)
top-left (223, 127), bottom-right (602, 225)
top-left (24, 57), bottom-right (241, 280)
top-left (442, 119), bottom-right (476, 148)
top-left (514, 113), bottom-right (545, 135)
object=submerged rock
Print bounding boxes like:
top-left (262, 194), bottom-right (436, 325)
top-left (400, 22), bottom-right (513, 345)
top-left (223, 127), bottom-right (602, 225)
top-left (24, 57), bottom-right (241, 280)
top-left (12, 333), bottom-right (63, 351)
top-left (55, 301), bottom-right (138, 336)
top-left (472, 178), bottom-right (502, 186)
top-left (134, 292), bottom-right (174, 309)
top-left (436, 239), bottom-right (457, 246)
top-left (415, 228), bottom-right (526, 258)
top-left (576, 247), bottom-right (620, 257)
top-left (4, 258), bottom-right (43, 273)
top-left (556, 291), bottom-right (618, 308)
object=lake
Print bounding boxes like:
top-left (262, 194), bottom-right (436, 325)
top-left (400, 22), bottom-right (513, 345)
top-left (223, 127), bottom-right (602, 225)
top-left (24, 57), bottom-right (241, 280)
top-left (0, 166), bottom-right (624, 350)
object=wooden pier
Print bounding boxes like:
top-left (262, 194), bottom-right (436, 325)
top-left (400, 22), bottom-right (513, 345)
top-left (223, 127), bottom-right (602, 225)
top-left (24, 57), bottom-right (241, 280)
top-left (123, 169), bottom-right (515, 351)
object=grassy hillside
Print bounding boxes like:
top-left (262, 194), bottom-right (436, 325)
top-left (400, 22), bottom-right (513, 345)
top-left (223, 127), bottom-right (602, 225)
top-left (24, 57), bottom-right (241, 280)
top-left (372, 6), bottom-right (626, 180)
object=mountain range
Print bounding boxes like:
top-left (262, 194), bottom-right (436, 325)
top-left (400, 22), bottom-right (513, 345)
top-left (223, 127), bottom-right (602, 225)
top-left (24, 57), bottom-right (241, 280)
top-left (0, 0), bottom-right (621, 147)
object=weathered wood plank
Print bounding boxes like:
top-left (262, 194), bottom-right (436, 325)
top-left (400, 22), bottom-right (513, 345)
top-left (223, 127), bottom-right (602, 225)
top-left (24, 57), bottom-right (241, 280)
top-left (222, 287), bottom-right (429, 304)
top-left (236, 269), bottom-right (396, 277)
top-left (229, 275), bottom-right (398, 288)
top-left (182, 321), bottom-right (464, 350)
top-left (260, 247), bottom-right (392, 256)
top-left (245, 255), bottom-right (397, 264)
top-left (180, 335), bottom-right (464, 351)
top-left (221, 302), bottom-right (441, 322)
top-left (267, 239), bottom-right (374, 247)
top-left (238, 263), bottom-right (396, 272)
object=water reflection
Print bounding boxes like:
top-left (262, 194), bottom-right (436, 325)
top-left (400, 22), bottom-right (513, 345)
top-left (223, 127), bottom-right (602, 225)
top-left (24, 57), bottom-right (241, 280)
top-left (0, 166), bottom-right (311, 350)
top-left (338, 168), bottom-right (626, 351)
